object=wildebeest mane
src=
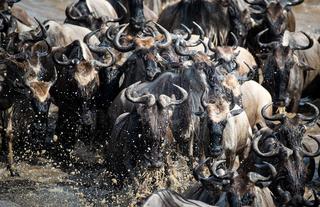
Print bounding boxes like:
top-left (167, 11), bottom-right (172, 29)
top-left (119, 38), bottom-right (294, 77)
top-left (158, 0), bottom-right (230, 45)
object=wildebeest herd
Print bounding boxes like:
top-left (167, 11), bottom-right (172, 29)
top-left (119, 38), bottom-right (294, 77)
top-left (0, 0), bottom-right (320, 206)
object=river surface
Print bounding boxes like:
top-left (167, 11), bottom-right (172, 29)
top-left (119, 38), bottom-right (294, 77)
top-left (0, 0), bottom-right (320, 207)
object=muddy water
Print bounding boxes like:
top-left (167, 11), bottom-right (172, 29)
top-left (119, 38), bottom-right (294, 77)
top-left (18, 0), bottom-right (73, 21)
top-left (0, 1), bottom-right (319, 207)
top-left (293, 0), bottom-right (320, 33)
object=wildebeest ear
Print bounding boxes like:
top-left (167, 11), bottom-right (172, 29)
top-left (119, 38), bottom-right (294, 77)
top-left (230, 108), bottom-right (243, 117)
top-left (114, 112), bottom-right (130, 126)
top-left (318, 36), bottom-right (320, 44)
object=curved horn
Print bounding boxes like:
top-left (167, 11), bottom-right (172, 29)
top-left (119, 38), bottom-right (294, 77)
top-left (154, 22), bottom-right (172, 49)
top-left (113, 24), bottom-right (135, 52)
top-left (181, 24), bottom-right (192, 41)
top-left (301, 135), bottom-right (320, 157)
top-left (44, 39), bottom-right (52, 54)
top-left (258, 161), bottom-right (277, 177)
top-left (201, 89), bottom-right (208, 109)
top-left (291, 31), bottom-right (314, 50)
top-left (91, 48), bottom-right (115, 68)
top-left (286, 0), bottom-right (304, 7)
top-left (34, 18), bottom-right (47, 40)
top-left (297, 102), bottom-right (319, 122)
top-left (125, 81), bottom-right (156, 107)
top-left (257, 28), bottom-right (278, 48)
top-left (253, 133), bottom-right (280, 157)
top-left (65, 2), bottom-right (87, 22)
top-left (22, 18), bottom-right (47, 43)
top-left (261, 103), bottom-right (286, 122)
top-left (158, 84), bottom-right (188, 108)
top-left (244, 0), bottom-right (266, 6)
top-left (212, 160), bottom-right (234, 179)
top-left (198, 39), bottom-right (208, 54)
top-left (48, 67), bottom-right (58, 86)
top-left (230, 32), bottom-right (238, 49)
top-left (184, 21), bottom-right (205, 47)
top-left (193, 157), bottom-right (210, 181)
top-left (106, 24), bottom-right (116, 42)
top-left (212, 160), bottom-right (226, 178)
top-left (193, 21), bottom-right (204, 41)
top-left (194, 158), bottom-right (232, 189)
top-left (84, 29), bottom-right (112, 54)
top-left (0, 12), bottom-right (9, 32)
top-left (106, 1), bottom-right (127, 23)
top-left (248, 161), bottom-right (277, 183)
top-left (35, 39), bottom-right (52, 57)
top-left (174, 39), bottom-right (195, 57)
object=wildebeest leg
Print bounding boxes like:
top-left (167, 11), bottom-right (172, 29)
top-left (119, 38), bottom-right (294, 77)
top-left (303, 143), bottom-right (315, 182)
top-left (188, 135), bottom-right (195, 167)
top-left (225, 149), bottom-right (236, 169)
top-left (0, 111), bottom-right (5, 160)
top-left (5, 108), bottom-right (18, 176)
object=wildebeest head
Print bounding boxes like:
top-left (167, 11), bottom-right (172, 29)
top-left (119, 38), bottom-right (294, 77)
top-left (193, 158), bottom-right (277, 206)
top-left (6, 17), bottom-right (46, 54)
top-left (245, 0), bottom-right (303, 35)
top-left (52, 40), bottom-right (113, 128)
top-left (260, 29), bottom-right (313, 109)
top-left (125, 81), bottom-right (188, 168)
top-left (65, 0), bottom-right (126, 31)
top-left (5, 40), bottom-right (56, 137)
top-left (209, 44), bottom-right (240, 74)
top-left (195, 68), bottom-right (242, 158)
top-left (113, 23), bottom-right (175, 82)
top-left (253, 103), bottom-right (320, 206)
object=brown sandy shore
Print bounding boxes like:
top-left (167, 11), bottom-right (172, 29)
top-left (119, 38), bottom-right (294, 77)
top-left (0, 0), bottom-right (320, 206)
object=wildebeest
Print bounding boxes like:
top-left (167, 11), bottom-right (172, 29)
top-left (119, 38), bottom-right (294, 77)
top-left (158, 0), bottom-right (231, 46)
top-left (244, 0), bottom-right (303, 56)
top-left (260, 29), bottom-right (314, 112)
top-left (144, 159), bottom-right (277, 207)
top-left (253, 103), bottom-right (320, 206)
top-left (0, 39), bottom-right (56, 176)
top-left (111, 22), bottom-right (176, 90)
top-left (107, 74), bottom-right (188, 173)
top-left (194, 64), bottom-right (252, 168)
top-left (50, 40), bottom-right (113, 158)
top-left (207, 36), bottom-right (258, 82)
top-left (64, 0), bottom-right (119, 31)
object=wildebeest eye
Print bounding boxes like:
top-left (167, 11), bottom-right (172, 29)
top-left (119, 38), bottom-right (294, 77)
top-left (231, 61), bottom-right (237, 69)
